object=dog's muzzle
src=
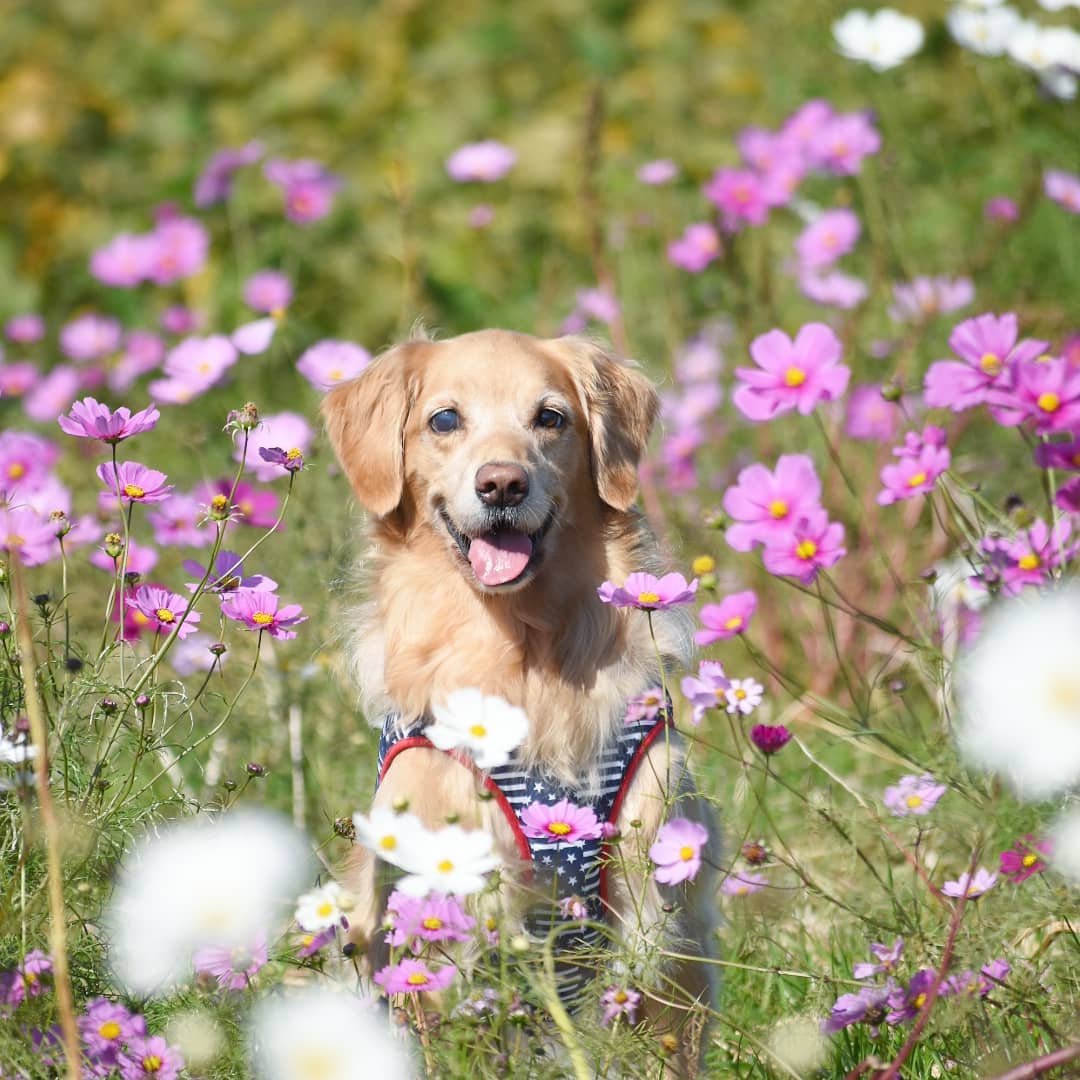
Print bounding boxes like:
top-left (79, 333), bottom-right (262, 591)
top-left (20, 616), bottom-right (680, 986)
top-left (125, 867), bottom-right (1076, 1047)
top-left (439, 505), bottom-right (556, 588)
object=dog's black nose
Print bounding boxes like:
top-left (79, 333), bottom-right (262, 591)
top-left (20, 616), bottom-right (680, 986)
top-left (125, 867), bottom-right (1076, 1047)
top-left (475, 462), bottom-right (529, 508)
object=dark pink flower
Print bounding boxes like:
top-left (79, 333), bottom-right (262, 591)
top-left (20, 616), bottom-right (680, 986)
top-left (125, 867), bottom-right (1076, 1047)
top-left (221, 588), bottom-right (307, 640)
top-left (243, 270), bottom-right (293, 313)
top-left (845, 384), bottom-right (899, 441)
top-left (761, 511), bottom-right (846, 584)
top-left (795, 209), bottom-right (860, 270)
top-left (877, 438), bottom-right (950, 506)
top-left (1056, 477), bottom-right (1080, 514)
top-left (704, 168), bottom-right (769, 231)
top-left (374, 958), bottom-right (457, 994)
top-left (520, 799), bottom-right (603, 842)
top-left (722, 454), bottom-right (822, 552)
top-left (60, 314), bottom-right (122, 363)
top-left (750, 724), bottom-right (792, 755)
top-left (265, 158), bottom-right (342, 223)
top-left (445, 141), bottom-right (516, 182)
top-left (987, 354), bottom-right (1080, 433)
top-left (194, 141), bottom-right (264, 206)
top-left (649, 818), bottom-right (708, 885)
top-left (1045, 169), bottom-right (1080, 214)
top-left (5, 314), bottom-right (45, 343)
top-left (999, 835), bottom-right (1052, 883)
top-left (96, 461), bottom-right (173, 504)
top-left (59, 397), bottom-right (159, 443)
top-left (126, 585), bottom-right (201, 639)
top-left (733, 323), bottom-right (850, 421)
top-left (118, 1034), bottom-right (184, 1080)
top-left (597, 571), bottom-right (698, 610)
top-left (696, 590), bottom-right (757, 644)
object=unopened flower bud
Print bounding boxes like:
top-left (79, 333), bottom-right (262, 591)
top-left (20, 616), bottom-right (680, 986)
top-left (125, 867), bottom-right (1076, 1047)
top-left (509, 934), bottom-right (530, 955)
top-left (124, 571), bottom-right (142, 587)
top-left (1011, 506), bottom-right (1035, 529)
top-left (135, 694), bottom-right (151, 709)
top-left (0, 621), bottom-right (9, 636)
top-left (880, 381), bottom-right (904, 403)
top-left (226, 402), bottom-right (260, 432)
top-left (208, 494), bottom-right (231, 520)
top-left (702, 508), bottom-right (727, 530)
top-left (920, 568), bottom-right (938, 585)
top-left (699, 572), bottom-right (717, 591)
top-left (342, 942), bottom-right (358, 959)
top-left (104, 533), bottom-right (124, 559)
top-left (223, 779), bottom-right (237, 792)
top-left (245, 761), bottom-right (266, 777)
top-left (889, 678), bottom-right (907, 694)
top-left (391, 795), bottom-right (410, 814)
top-left (209, 643), bottom-right (227, 657)
top-left (691, 555), bottom-right (715, 576)
top-left (49, 510), bottom-right (71, 537)
top-left (100, 698), bottom-right (118, 715)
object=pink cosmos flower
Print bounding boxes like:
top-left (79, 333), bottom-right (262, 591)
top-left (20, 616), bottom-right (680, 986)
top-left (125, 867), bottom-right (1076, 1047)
top-left (999, 836), bottom-right (1052, 883)
top-left (807, 111), bottom-right (881, 175)
top-left (374, 958), bottom-right (457, 994)
top-left (90, 537), bottom-right (158, 576)
top-left (1035, 438), bottom-right (1080, 472)
top-left (750, 723), bottom-right (791, 754)
top-left (680, 661), bottom-right (730, 725)
top-left (854, 938), bottom-right (904, 980)
top-left (160, 305), bottom-right (201, 335)
top-left (194, 140), bottom-right (264, 206)
top-left (243, 270), bottom-right (293, 313)
top-left (90, 232), bottom-right (159, 288)
top-left (258, 446), bottom-right (305, 474)
top-left (761, 511), bottom-right (846, 584)
top-left (704, 168), bottom-right (769, 231)
top-left (118, 1034), bottom-right (184, 1080)
top-left (597, 571), bottom-right (698, 610)
top-left (146, 494), bottom-right (212, 548)
top-left (193, 934), bottom-right (268, 990)
top-left (649, 818), bottom-right (708, 885)
top-left (297, 340), bottom-right (371, 391)
top-left (942, 960), bottom-right (1010, 999)
top-left (265, 158), bottom-right (343, 223)
top-left (385, 891), bottom-right (475, 952)
top-left (721, 872), bottom-right (767, 896)
top-left (624, 687), bottom-right (667, 724)
top-left (221, 588), bottom-right (307, 640)
top-left (58, 397), bottom-right (159, 443)
top-left (781, 99), bottom-right (836, 155)
top-left (0, 430), bottom-right (59, 498)
top-left (96, 461), bottom-right (173, 504)
top-left (148, 216), bottom-right (209, 286)
top-left (722, 454), bottom-right (823, 552)
top-left (1056, 477), bottom-right (1080, 515)
top-left (985, 196), bottom-right (1019, 223)
top-left (600, 985), bottom-right (642, 1025)
top-left (877, 438), bottom-right (950, 506)
top-left (5, 314), bottom-right (45, 343)
top-left (5, 951), bottom-right (52, 1005)
top-left (297, 927), bottom-right (336, 957)
top-left (987, 354), bottom-right (1080, 433)
top-left (845, 384), bottom-right (899, 442)
top-left (1045, 168), bottom-right (1080, 214)
top-left (696, 590), bottom-right (757, 644)
top-left (883, 774), bottom-right (946, 817)
top-left (520, 799), bottom-right (603, 842)
top-left (575, 288), bottom-right (621, 326)
top-left (942, 868), bottom-right (997, 900)
top-left (923, 312), bottom-right (1047, 414)
top-left (60, 314), bottom-right (122, 362)
top-left (738, 126), bottom-right (789, 172)
top-left (232, 318), bottom-right (277, 356)
top-left (467, 203), bottom-right (495, 228)
top-left (445, 140), bottom-right (516, 182)
top-left (889, 276), bottom-right (974, 323)
top-left (637, 159), bottom-right (678, 185)
top-left (125, 585), bottom-right (201, 639)
top-left (733, 323), bottom-right (850, 421)
top-left (798, 270), bottom-right (867, 309)
top-left (78, 997), bottom-right (145, 1060)
top-left (108, 331), bottom-right (166, 393)
top-left (239, 412), bottom-right (314, 481)
top-left (198, 479), bottom-right (280, 528)
top-left (24, 366), bottom-right (80, 423)
top-left (667, 223), bottom-right (720, 272)
top-left (795, 209), bottom-right (860, 270)
top-left (182, 551), bottom-right (276, 595)
top-left (986, 518), bottom-right (1074, 594)
top-left (149, 335), bottom-right (238, 404)
top-left (0, 361), bottom-right (39, 397)
top-left (760, 157), bottom-right (808, 208)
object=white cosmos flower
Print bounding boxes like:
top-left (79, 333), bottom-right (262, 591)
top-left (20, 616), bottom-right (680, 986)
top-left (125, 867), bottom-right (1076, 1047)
top-left (394, 824), bottom-right (499, 898)
top-left (833, 8), bottom-right (925, 70)
top-left (352, 808), bottom-right (430, 871)
top-left (0, 733), bottom-right (37, 764)
top-left (426, 688), bottom-right (529, 769)
top-left (294, 881), bottom-right (355, 932)
top-left (1039, 0), bottom-right (1080, 11)
top-left (956, 586), bottom-right (1080, 801)
top-left (250, 987), bottom-right (410, 1080)
top-left (107, 810), bottom-right (310, 994)
top-left (1049, 806), bottom-right (1080, 884)
top-left (947, 4), bottom-right (1022, 55)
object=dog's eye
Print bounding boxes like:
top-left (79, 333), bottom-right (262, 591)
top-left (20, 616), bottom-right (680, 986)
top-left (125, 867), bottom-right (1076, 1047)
top-left (536, 408), bottom-right (565, 430)
top-left (430, 409), bottom-right (461, 434)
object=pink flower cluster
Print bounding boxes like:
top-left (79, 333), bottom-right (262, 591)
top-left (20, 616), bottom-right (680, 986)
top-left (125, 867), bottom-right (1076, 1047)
top-left (90, 212), bottom-right (209, 289)
top-left (877, 426), bottom-right (951, 506)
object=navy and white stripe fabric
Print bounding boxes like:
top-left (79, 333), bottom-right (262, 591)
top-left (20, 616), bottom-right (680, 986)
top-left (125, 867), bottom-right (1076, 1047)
top-left (376, 704), bottom-right (670, 1007)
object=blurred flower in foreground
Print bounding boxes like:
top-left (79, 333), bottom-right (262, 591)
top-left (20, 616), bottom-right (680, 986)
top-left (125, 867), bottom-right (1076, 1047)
top-left (1049, 807), bottom-right (1080, 885)
top-left (445, 140), bottom-right (516, 182)
top-left (667, 223), bottom-right (720, 273)
top-left (637, 159), bottom-right (678, 185)
top-left (833, 8), bottom-right (924, 71)
top-left (947, 4), bottom-right (1021, 57)
top-left (250, 987), bottom-right (409, 1080)
top-left (106, 810), bottom-right (310, 994)
top-left (192, 933), bottom-right (268, 991)
top-left (244, 270), bottom-right (292, 314)
top-left (956, 585), bottom-right (1080, 800)
top-left (889, 276), bottom-right (974, 323)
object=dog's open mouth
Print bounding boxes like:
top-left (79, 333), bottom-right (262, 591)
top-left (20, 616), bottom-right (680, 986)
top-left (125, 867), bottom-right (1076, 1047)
top-left (439, 508), bottom-right (555, 588)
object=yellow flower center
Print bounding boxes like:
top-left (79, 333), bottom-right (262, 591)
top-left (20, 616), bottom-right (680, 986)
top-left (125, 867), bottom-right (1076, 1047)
top-left (328, 369), bottom-right (343, 381)
top-left (251, 611), bottom-right (274, 625)
top-left (714, 688), bottom-right (727, 703)
top-left (692, 555), bottom-right (715, 574)
top-left (733, 688), bottom-right (747, 701)
top-left (98, 1021), bottom-right (121, 1040)
top-left (123, 484), bottom-right (146, 499)
top-left (906, 795), bottom-right (923, 809)
top-left (6, 532), bottom-right (25, 546)
top-left (733, 185), bottom-right (751, 204)
top-left (469, 723), bottom-right (487, 738)
top-left (979, 353), bottom-right (1002, 375)
top-left (436, 859), bottom-right (454, 873)
top-left (637, 591), bottom-right (660, 604)
top-left (211, 494), bottom-right (228, 511)
top-left (907, 471), bottom-right (927, 487)
top-left (8, 462), bottom-right (25, 479)
top-left (912, 993), bottom-right (926, 1010)
top-left (822, 230), bottom-right (837, 248)
top-left (155, 608), bottom-right (176, 624)
top-left (293, 1049), bottom-right (337, 1079)
top-left (1037, 392), bottom-right (1061, 413)
top-left (316, 901), bottom-right (334, 917)
top-left (24, 973), bottom-right (36, 984)
top-left (133, 611), bottom-right (150, 626)
top-left (286, 447), bottom-right (303, 461)
top-left (724, 616), bottom-right (743, 631)
top-left (142, 1056), bottom-right (163, 1073)
top-left (486, 916), bottom-right (497, 931)
top-left (768, 499), bottom-right (788, 518)
top-left (547, 821), bottom-right (573, 837)
top-left (406, 972), bottom-right (430, 986)
top-left (1018, 554), bottom-right (1040, 571)
top-left (1022, 852), bottom-right (1038, 868)
top-left (422, 916), bottom-right (444, 931)
top-left (784, 367), bottom-right (806, 388)
top-left (679, 845), bottom-right (695, 861)
top-left (379, 835), bottom-right (397, 851)
top-left (1049, 675), bottom-right (1080, 711)
top-left (795, 540), bottom-right (818, 560)
top-left (614, 990), bottom-right (629, 1004)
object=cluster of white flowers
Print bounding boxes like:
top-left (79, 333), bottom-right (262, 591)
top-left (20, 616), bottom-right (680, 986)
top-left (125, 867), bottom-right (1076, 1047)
top-left (833, 8), bottom-right (925, 70)
top-left (294, 880), bottom-right (355, 932)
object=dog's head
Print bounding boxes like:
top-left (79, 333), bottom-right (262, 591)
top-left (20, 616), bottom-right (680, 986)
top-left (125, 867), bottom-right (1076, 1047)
top-left (322, 329), bottom-right (658, 594)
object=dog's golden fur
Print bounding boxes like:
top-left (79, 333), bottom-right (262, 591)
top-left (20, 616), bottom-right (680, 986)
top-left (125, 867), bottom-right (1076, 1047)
top-left (323, 328), bottom-right (716, 1071)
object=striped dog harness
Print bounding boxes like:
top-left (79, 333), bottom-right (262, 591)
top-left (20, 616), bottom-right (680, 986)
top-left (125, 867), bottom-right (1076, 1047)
top-left (376, 703), bottom-right (671, 1006)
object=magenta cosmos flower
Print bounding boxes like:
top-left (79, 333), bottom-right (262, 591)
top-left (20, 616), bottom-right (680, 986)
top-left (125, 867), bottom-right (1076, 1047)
top-left (597, 571), bottom-right (698, 610)
top-left (386, 891), bottom-right (475, 952)
top-left (601, 985), bottom-right (642, 1025)
top-left (667, 223), bottom-right (720, 273)
top-left (722, 454), bottom-right (822, 552)
top-left (445, 140), bottom-right (516, 182)
top-left (696, 590), bottom-right (757, 644)
top-left (1000, 836), bottom-right (1052, 884)
top-left (126, 585), bottom-right (201, 639)
top-left (704, 167), bottom-right (769, 231)
top-left (795, 209), bottom-right (860, 270)
top-left (119, 1034), bottom-right (184, 1080)
top-left (193, 934), bottom-right (268, 990)
top-left (750, 724), bottom-right (791, 755)
top-left (221, 588), bottom-right (307, 640)
top-left (1045, 168), bottom-right (1080, 214)
top-left (823, 984), bottom-right (891, 1037)
top-left (942, 867), bottom-right (997, 900)
top-left (883, 774), bottom-right (946, 817)
top-left (733, 323), bottom-right (850, 421)
top-left (877, 438), bottom-right (950, 506)
top-left (78, 997), bottom-right (145, 1061)
top-left (761, 511), bottom-right (846, 584)
top-left (649, 818), bottom-right (708, 885)
top-left (923, 311), bottom-right (1047, 413)
top-left (520, 799), bottom-right (603, 842)
top-left (297, 340), bottom-right (371, 391)
top-left (243, 270), bottom-right (293, 313)
top-left (96, 461), bottom-right (173, 504)
top-left (59, 397), bottom-right (159, 443)
top-left (374, 958), bottom-right (457, 994)
top-left (264, 158), bottom-right (342, 223)
top-left (988, 354), bottom-right (1080, 434)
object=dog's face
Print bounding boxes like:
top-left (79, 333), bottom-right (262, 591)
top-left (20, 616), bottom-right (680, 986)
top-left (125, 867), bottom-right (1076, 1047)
top-left (323, 330), bottom-right (658, 594)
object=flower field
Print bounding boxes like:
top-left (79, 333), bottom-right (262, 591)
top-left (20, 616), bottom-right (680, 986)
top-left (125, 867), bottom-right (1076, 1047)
top-left (2, 1), bottom-right (1080, 1077)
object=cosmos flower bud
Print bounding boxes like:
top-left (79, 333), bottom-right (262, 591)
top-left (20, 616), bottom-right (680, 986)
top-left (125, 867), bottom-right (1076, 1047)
top-left (226, 402), bottom-right (260, 433)
top-left (104, 533), bottom-right (124, 559)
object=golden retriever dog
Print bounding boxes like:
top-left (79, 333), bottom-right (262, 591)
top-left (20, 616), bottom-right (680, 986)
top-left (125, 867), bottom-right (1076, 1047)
top-left (323, 328), bottom-right (717, 1072)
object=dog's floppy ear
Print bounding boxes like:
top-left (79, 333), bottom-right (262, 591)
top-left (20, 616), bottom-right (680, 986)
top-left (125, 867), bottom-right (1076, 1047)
top-left (321, 343), bottom-right (416, 516)
top-left (554, 336), bottom-right (660, 512)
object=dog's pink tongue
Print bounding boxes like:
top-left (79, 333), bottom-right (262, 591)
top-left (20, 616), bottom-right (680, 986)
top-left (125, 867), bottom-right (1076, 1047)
top-left (469, 530), bottom-right (533, 586)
